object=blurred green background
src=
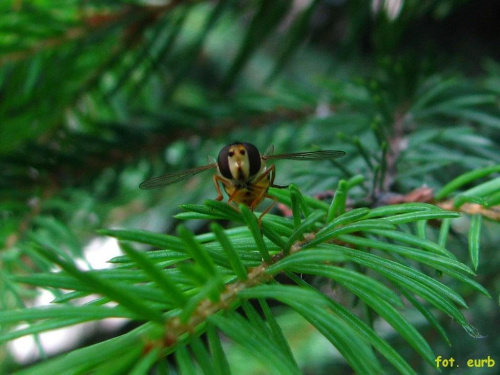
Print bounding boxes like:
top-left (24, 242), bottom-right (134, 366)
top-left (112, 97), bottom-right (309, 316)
top-left (1, 0), bottom-right (500, 373)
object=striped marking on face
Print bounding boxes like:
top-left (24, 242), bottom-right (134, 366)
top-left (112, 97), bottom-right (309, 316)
top-left (229, 144), bottom-right (249, 180)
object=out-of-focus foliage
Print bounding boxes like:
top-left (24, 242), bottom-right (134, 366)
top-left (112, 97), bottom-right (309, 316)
top-left (1, 0), bottom-right (499, 374)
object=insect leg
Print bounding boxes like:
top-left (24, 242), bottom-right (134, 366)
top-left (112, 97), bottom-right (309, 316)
top-left (213, 174), bottom-right (241, 212)
top-left (248, 184), bottom-right (267, 211)
top-left (252, 164), bottom-right (274, 184)
top-left (249, 166), bottom-right (279, 224)
top-left (213, 174), bottom-right (230, 201)
top-left (258, 194), bottom-right (278, 226)
top-left (247, 166), bottom-right (275, 211)
top-left (263, 165), bottom-right (288, 189)
top-left (227, 188), bottom-right (241, 205)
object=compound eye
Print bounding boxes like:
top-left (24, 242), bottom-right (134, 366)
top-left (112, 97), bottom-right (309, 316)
top-left (217, 144), bottom-right (233, 179)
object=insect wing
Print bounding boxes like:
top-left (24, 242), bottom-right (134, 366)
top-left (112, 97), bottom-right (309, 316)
top-left (263, 144), bottom-right (275, 158)
top-left (139, 163), bottom-right (217, 190)
top-left (264, 150), bottom-right (346, 161)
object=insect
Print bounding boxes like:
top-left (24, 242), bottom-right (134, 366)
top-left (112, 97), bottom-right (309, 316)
top-left (140, 142), bottom-right (346, 222)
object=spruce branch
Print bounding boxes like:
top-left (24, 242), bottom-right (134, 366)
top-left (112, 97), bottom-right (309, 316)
top-left (1, 1), bottom-right (499, 373)
top-left (151, 232), bottom-right (315, 350)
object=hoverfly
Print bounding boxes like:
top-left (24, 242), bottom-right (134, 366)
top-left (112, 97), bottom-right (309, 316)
top-left (140, 142), bottom-right (345, 222)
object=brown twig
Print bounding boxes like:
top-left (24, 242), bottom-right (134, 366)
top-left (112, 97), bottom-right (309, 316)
top-left (381, 105), bottom-right (409, 192)
top-left (0, 3), bottom-right (181, 66)
top-left (149, 233), bottom-right (315, 350)
top-left (438, 200), bottom-right (500, 221)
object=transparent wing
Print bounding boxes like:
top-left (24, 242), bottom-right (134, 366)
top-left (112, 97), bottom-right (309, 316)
top-left (264, 144), bottom-right (275, 158)
top-left (139, 163), bottom-right (217, 190)
top-left (263, 150), bottom-right (346, 161)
